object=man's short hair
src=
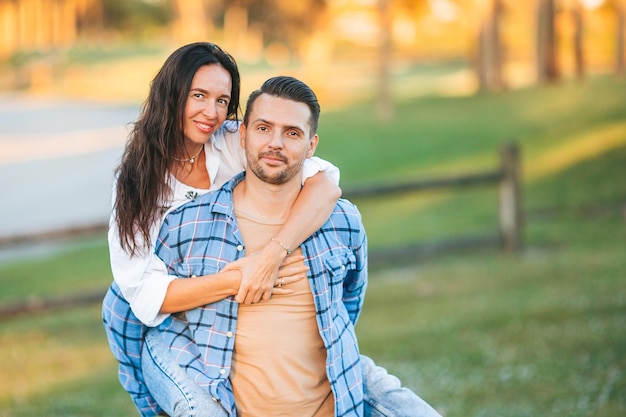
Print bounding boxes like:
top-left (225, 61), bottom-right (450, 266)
top-left (244, 76), bottom-right (320, 135)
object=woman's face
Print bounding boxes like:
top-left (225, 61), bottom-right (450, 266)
top-left (183, 64), bottom-right (232, 145)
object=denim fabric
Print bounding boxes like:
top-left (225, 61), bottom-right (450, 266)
top-left (142, 328), bottom-right (228, 417)
top-left (361, 355), bottom-right (442, 417)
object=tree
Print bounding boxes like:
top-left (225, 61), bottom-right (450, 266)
top-left (377, 0), bottom-right (393, 121)
top-left (170, 0), bottom-right (211, 44)
top-left (475, 0), bottom-right (505, 91)
top-left (536, 0), bottom-right (559, 83)
top-left (615, 0), bottom-right (626, 75)
top-left (570, 0), bottom-right (585, 79)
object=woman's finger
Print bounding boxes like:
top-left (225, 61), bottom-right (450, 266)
top-left (278, 263), bottom-right (309, 278)
top-left (279, 254), bottom-right (305, 268)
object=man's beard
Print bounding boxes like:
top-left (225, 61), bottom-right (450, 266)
top-left (246, 150), bottom-right (303, 185)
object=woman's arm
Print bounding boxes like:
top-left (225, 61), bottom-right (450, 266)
top-left (234, 170), bottom-right (341, 304)
top-left (159, 266), bottom-right (241, 313)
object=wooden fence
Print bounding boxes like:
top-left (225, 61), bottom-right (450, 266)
top-left (342, 142), bottom-right (523, 263)
top-left (0, 143), bottom-right (522, 318)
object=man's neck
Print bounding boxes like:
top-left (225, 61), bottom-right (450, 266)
top-left (233, 171), bottom-right (301, 224)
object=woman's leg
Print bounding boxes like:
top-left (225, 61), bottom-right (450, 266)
top-left (141, 328), bottom-right (228, 417)
top-left (361, 354), bottom-right (442, 417)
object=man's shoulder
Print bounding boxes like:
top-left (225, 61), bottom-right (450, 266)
top-left (333, 198), bottom-right (360, 215)
top-left (326, 198), bottom-right (364, 228)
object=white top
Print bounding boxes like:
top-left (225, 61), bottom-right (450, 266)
top-left (108, 120), bottom-right (340, 326)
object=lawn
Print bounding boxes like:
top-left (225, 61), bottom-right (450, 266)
top-left (0, 73), bottom-right (624, 416)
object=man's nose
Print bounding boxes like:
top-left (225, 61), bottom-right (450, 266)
top-left (268, 131), bottom-right (284, 148)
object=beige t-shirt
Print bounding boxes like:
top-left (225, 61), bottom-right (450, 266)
top-left (230, 209), bottom-right (334, 417)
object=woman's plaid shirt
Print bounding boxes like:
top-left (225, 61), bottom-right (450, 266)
top-left (111, 172), bottom-right (368, 416)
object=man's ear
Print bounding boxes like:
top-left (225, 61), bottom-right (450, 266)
top-left (239, 123), bottom-right (247, 149)
top-left (306, 134), bottom-right (319, 158)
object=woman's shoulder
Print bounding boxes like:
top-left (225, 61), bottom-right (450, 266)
top-left (211, 119), bottom-right (242, 151)
top-left (215, 119), bottom-right (241, 138)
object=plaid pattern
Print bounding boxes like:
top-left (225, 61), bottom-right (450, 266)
top-left (102, 284), bottom-right (159, 415)
top-left (105, 172), bottom-right (368, 416)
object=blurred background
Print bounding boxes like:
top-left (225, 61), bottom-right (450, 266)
top-left (0, 0), bottom-right (623, 239)
top-left (0, 0), bottom-right (625, 416)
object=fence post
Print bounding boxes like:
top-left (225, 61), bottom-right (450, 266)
top-left (499, 142), bottom-right (523, 253)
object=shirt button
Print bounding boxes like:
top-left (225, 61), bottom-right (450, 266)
top-left (191, 274), bottom-right (197, 278)
top-left (226, 331), bottom-right (233, 337)
top-left (340, 265), bottom-right (346, 271)
top-left (212, 397), bottom-right (220, 402)
top-left (237, 245), bottom-right (244, 251)
top-left (219, 369), bottom-right (226, 375)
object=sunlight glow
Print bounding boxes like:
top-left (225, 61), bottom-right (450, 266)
top-left (579, 0), bottom-right (605, 9)
top-left (429, 0), bottom-right (459, 23)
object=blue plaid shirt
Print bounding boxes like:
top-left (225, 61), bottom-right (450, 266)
top-left (104, 172), bottom-right (368, 416)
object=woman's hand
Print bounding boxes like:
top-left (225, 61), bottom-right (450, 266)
top-left (275, 254), bottom-right (309, 291)
top-left (222, 244), bottom-right (308, 304)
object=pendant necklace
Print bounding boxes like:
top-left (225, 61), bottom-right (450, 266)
top-left (173, 145), bottom-right (203, 165)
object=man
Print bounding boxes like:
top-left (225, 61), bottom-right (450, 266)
top-left (143, 76), bottom-right (441, 417)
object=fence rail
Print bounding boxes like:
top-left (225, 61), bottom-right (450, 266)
top-left (343, 142), bottom-right (523, 260)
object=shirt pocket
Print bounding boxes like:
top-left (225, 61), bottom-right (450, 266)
top-left (181, 260), bottom-right (222, 278)
top-left (323, 251), bottom-right (357, 302)
top-left (176, 262), bottom-right (222, 331)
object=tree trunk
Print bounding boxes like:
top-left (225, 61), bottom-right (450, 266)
top-left (536, 0), bottom-right (559, 83)
top-left (476, 0), bottom-right (505, 92)
top-left (171, 0), bottom-right (211, 44)
top-left (572, 1), bottom-right (585, 79)
top-left (616, 0), bottom-right (625, 75)
top-left (377, 0), bottom-right (393, 121)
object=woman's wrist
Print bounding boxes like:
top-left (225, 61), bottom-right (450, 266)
top-left (263, 237), bottom-right (289, 261)
top-left (270, 237), bottom-right (292, 256)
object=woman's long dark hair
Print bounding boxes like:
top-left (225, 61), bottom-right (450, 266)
top-left (114, 42), bottom-right (241, 256)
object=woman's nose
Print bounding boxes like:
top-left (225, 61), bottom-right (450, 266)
top-left (203, 102), bottom-right (217, 118)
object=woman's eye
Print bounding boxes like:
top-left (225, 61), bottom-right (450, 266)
top-left (217, 98), bottom-right (229, 105)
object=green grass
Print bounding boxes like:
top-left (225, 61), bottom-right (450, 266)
top-left (0, 73), bottom-right (625, 416)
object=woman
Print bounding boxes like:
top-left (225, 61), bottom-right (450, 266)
top-left (102, 42), bottom-right (441, 417)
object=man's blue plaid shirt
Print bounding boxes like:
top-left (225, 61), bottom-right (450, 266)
top-left (104, 172), bottom-right (368, 416)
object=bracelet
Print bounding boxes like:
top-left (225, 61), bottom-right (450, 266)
top-left (271, 238), bottom-right (292, 256)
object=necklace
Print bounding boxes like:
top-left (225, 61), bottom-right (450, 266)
top-left (173, 145), bottom-right (203, 164)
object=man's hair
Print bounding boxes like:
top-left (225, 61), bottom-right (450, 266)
top-left (244, 76), bottom-right (320, 135)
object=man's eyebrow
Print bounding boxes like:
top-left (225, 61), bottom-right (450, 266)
top-left (252, 118), bottom-right (305, 133)
top-left (251, 117), bottom-right (273, 125)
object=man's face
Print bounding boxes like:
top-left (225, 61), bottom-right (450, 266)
top-left (241, 94), bottom-right (318, 185)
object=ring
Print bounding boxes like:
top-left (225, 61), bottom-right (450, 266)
top-left (278, 278), bottom-right (284, 288)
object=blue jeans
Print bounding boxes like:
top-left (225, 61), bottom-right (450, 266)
top-left (142, 328), bottom-right (441, 417)
top-left (142, 329), bottom-right (228, 417)
top-left (360, 355), bottom-right (442, 417)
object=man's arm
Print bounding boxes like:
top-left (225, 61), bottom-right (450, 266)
top-left (342, 208), bottom-right (368, 325)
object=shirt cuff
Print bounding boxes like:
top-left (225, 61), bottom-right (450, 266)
top-left (301, 156), bottom-right (340, 186)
